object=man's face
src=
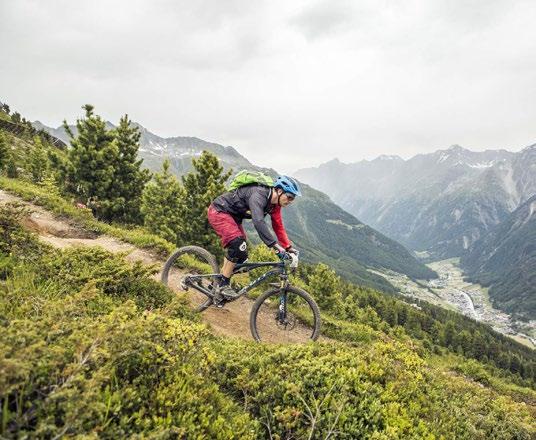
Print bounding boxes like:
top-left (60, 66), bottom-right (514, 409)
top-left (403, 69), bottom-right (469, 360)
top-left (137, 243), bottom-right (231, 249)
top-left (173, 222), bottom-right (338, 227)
top-left (279, 190), bottom-right (295, 207)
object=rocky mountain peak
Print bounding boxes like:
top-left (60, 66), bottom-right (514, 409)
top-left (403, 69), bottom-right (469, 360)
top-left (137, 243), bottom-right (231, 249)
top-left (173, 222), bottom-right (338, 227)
top-left (520, 143), bottom-right (536, 157)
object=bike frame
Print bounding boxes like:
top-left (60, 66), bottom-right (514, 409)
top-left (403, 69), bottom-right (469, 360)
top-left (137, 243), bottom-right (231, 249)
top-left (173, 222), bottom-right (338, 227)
top-left (184, 260), bottom-right (289, 300)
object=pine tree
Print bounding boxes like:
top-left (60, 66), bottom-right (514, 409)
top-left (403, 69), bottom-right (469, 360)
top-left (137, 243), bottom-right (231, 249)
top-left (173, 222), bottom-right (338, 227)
top-left (6, 159), bottom-right (18, 178)
top-left (108, 115), bottom-right (151, 223)
top-left (40, 173), bottom-right (62, 198)
top-left (141, 159), bottom-right (185, 244)
top-left (62, 104), bottom-right (117, 219)
top-left (11, 112), bottom-right (21, 124)
top-left (444, 321), bottom-right (456, 347)
top-left (455, 330), bottom-right (473, 355)
top-left (28, 136), bottom-right (49, 183)
top-left (383, 306), bottom-right (398, 327)
top-left (0, 131), bottom-right (9, 172)
top-left (178, 151), bottom-right (231, 257)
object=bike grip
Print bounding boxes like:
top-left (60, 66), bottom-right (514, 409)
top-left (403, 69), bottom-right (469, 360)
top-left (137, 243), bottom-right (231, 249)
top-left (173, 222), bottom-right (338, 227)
top-left (289, 253), bottom-right (299, 268)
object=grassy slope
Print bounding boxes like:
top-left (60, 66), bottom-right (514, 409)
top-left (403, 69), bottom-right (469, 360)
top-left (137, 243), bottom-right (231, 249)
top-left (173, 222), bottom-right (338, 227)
top-left (0, 126), bottom-right (535, 436)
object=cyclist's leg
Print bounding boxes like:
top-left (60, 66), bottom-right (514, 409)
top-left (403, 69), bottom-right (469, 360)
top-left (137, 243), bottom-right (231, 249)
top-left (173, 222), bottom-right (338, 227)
top-left (207, 206), bottom-right (247, 293)
top-left (222, 257), bottom-right (236, 278)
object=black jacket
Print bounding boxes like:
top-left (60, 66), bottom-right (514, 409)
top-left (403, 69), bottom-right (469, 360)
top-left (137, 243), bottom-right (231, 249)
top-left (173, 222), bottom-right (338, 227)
top-left (211, 185), bottom-right (290, 248)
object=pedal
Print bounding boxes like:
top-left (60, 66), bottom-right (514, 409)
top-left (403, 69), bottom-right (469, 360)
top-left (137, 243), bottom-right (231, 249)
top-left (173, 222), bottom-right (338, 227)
top-left (214, 300), bottom-right (226, 309)
top-left (179, 277), bottom-right (189, 291)
top-left (221, 290), bottom-right (241, 300)
top-left (212, 292), bottom-right (227, 308)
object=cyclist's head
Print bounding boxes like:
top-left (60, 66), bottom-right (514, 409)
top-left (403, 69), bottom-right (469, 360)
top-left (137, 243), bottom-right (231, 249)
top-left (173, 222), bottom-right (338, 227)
top-left (274, 175), bottom-right (301, 200)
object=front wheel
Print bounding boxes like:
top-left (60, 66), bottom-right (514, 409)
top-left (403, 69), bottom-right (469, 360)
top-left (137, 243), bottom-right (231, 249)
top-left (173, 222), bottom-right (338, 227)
top-left (250, 285), bottom-right (321, 343)
top-left (161, 245), bottom-right (220, 312)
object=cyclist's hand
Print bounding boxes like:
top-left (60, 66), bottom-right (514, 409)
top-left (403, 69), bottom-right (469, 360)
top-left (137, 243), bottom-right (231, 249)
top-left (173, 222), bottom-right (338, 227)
top-left (276, 250), bottom-right (291, 260)
top-left (286, 246), bottom-right (299, 257)
top-left (274, 244), bottom-right (290, 260)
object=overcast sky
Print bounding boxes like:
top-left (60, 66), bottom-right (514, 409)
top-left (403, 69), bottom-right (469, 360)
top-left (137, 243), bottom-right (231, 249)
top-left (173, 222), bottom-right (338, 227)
top-left (2, 0), bottom-right (536, 173)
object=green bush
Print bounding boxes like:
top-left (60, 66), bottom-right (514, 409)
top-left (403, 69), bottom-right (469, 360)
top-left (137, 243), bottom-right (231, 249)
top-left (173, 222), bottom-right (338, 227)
top-left (37, 246), bottom-right (172, 310)
top-left (211, 341), bottom-right (535, 439)
top-left (0, 299), bottom-right (258, 438)
top-left (455, 359), bottom-right (492, 386)
top-left (0, 202), bottom-right (46, 266)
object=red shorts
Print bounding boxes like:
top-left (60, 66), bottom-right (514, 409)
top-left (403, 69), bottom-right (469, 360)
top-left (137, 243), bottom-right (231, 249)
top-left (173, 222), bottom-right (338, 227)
top-left (207, 205), bottom-right (246, 247)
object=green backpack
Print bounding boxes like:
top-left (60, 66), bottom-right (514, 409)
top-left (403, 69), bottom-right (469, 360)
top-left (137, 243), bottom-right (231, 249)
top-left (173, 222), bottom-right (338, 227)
top-left (228, 170), bottom-right (274, 191)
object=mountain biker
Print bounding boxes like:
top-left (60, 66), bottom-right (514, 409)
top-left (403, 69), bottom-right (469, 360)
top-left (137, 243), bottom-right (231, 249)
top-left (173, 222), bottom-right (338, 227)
top-left (207, 175), bottom-right (301, 300)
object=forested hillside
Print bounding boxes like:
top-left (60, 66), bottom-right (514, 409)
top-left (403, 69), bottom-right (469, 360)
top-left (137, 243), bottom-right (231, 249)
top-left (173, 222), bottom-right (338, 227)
top-left (1, 102), bottom-right (535, 437)
top-left (462, 194), bottom-right (536, 319)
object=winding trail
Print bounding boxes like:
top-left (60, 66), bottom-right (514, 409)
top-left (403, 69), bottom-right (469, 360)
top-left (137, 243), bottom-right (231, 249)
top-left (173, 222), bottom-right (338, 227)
top-left (0, 190), bottom-right (326, 343)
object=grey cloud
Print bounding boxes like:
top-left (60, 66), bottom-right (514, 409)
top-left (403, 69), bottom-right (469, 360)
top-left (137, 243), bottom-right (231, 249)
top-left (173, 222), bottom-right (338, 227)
top-left (289, 0), bottom-right (359, 40)
top-left (0, 0), bottom-right (267, 78)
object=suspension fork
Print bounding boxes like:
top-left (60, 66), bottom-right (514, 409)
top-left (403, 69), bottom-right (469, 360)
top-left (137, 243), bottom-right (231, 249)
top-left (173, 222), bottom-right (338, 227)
top-left (278, 275), bottom-right (290, 321)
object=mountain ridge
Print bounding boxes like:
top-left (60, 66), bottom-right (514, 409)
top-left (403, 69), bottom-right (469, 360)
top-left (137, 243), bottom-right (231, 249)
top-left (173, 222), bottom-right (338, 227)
top-left (295, 144), bottom-right (534, 258)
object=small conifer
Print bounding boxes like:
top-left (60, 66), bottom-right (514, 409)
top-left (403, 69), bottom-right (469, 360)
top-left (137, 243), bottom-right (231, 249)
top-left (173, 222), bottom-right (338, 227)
top-left (28, 136), bottom-right (49, 183)
top-left (108, 115), bottom-right (151, 223)
top-left (141, 159), bottom-right (185, 244)
top-left (179, 151), bottom-right (231, 257)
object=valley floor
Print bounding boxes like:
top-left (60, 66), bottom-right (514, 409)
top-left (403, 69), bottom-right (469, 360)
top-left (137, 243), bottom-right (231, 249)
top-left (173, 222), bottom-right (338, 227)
top-left (372, 259), bottom-right (536, 349)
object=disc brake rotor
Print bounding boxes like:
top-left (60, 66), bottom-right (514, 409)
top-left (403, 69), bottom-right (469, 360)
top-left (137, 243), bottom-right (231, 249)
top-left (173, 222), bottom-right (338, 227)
top-left (276, 313), bottom-right (297, 330)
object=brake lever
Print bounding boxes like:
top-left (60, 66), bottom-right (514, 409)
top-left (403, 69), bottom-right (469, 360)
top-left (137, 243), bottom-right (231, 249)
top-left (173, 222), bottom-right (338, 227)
top-left (289, 253), bottom-right (299, 269)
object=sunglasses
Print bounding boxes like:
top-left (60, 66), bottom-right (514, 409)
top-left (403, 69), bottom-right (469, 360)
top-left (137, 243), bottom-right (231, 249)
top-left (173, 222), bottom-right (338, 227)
top-left (284, 193), bottom-right (295, 201)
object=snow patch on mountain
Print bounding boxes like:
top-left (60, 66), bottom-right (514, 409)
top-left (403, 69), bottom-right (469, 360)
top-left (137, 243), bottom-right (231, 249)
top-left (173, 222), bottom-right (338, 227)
top-left (529, 200), bottom-right (536, 218)
top-left (468, 161), bottom-right (496, 169)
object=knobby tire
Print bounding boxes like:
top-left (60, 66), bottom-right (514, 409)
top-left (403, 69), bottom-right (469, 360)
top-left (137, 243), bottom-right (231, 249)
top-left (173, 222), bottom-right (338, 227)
top-left (250, 285), bottom-right (321, 343)
top-left (161, 245), bottom-right (219, 312)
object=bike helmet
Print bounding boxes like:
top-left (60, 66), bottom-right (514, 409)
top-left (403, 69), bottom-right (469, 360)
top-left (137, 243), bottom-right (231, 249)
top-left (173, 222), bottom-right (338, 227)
top-left (274, 175), bottom-right (301, 197)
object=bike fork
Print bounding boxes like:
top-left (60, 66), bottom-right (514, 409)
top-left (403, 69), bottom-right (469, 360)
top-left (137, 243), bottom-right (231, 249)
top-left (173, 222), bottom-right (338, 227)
top-left (278, 292), bottom-right (288, 324)
top-left (277, 277), bottom-right (289, 322)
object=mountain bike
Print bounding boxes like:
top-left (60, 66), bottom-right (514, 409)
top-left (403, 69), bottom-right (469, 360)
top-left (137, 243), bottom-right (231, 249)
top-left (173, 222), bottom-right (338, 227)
top-left (161, 246), bottom-right (321, 343)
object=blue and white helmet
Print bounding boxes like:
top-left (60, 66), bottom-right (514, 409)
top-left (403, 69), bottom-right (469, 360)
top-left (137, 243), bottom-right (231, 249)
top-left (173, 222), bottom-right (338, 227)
top-left (274, 175), bottom-right (301, 197)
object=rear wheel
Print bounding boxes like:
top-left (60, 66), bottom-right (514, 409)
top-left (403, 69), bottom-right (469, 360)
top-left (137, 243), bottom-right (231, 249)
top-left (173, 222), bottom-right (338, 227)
top-left (161, 246), bottom-right (220, 312)
top-left (250, 285), bottom-right (321, 343)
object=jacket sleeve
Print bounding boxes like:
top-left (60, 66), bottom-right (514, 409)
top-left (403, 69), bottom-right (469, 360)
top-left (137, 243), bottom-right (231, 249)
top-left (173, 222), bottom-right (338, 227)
top-left (248, 190), bottom-right (277, 247)
top-left (270, 205), bottom-right (291, 249)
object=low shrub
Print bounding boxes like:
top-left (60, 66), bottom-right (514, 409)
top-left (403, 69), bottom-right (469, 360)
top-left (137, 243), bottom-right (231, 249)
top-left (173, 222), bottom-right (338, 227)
top-left (211, 340), bottom-right (535, 439)
top-left (0, 299), bottom-right (258, 438)
top-left (37, 246), bottom-right (172, 310)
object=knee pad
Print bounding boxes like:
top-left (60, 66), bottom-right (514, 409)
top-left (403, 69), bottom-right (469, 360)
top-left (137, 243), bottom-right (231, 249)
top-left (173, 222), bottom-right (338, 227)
top-left (226, 237), bottom-right (248, 263)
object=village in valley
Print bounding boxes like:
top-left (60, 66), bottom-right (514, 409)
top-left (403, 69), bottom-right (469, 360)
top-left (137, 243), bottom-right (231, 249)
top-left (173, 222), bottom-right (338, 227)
top-left (373, 258), bottom-right (536, 349)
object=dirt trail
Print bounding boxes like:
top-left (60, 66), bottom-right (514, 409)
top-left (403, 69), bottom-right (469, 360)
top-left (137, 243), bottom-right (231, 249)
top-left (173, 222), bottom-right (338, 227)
top-left (0, 190), bottom-right (327, 343)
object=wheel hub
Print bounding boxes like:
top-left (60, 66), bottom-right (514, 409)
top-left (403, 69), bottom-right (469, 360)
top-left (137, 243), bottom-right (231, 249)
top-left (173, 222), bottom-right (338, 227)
top-left (276, 313), bottom-right (297, 330)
